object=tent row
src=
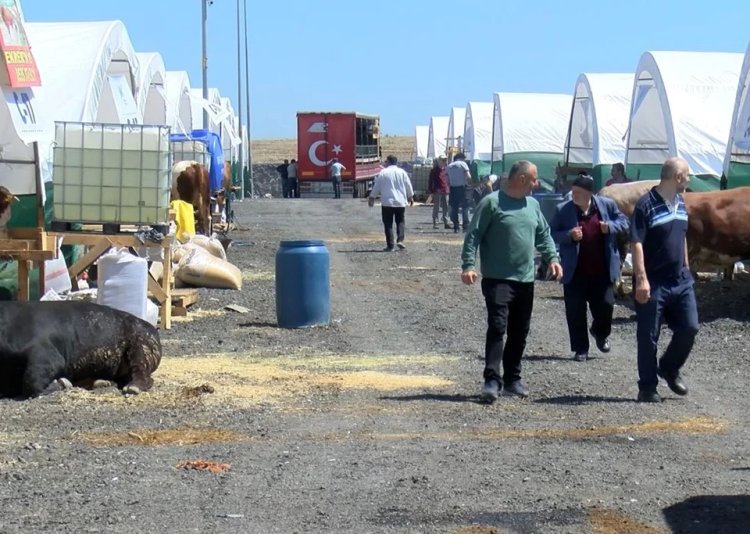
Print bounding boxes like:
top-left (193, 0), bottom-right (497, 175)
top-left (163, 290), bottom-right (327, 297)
top-left (1, 9), bottom-right (246, 226)
top-left (414, 44), bottom-right (750, 192)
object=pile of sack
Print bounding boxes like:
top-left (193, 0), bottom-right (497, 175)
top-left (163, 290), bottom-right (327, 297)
top-left (152, 235), bottom-right (242, 290)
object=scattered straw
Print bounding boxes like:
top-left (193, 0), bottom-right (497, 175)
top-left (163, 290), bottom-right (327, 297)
top-left (242, 270), bottom-right (274, 282)
top-left (171, 309), bottom-right (225, 323)
top-left (588, 508), bottom-right (666, 534)
top-left (77, 427), bottom-right (249, 447)
top-left (176, 460), bottom-right (231, 474)
top-left (450, 528), bottom-right (500, 534)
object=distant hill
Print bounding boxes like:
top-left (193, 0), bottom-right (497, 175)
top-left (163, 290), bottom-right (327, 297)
top-left (250, 135), bottom-right (415, 164)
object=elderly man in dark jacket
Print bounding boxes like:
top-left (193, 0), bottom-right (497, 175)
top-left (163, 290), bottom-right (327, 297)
top-left (550, 174), bottom-right (629, 361)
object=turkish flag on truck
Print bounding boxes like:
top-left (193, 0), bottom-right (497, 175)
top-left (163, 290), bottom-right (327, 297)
top-left (297, 113), bottom-right (355, 180)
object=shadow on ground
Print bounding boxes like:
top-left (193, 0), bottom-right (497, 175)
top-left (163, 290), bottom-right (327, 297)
top-left (663, 495), bottom-right (750, 534)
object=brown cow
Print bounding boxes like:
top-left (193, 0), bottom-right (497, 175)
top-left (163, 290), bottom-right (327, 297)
top-left (172, 161), bottom-right (211, 235)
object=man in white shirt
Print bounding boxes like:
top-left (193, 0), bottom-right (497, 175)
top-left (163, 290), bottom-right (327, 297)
top-left (368, 155), bottom-right (414, 251)
top-left (286, 159), bottom-right (299, 198)
top-left (330, 158), bottom-right (346, 199)
top-left (447, 152), bottom-right (472, 233)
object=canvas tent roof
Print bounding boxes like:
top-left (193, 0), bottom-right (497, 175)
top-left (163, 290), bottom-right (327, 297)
top-left (626, 51), bottom-right (743, 178)
top-left (190, 87), bottom-right (222, 132)
top-left (463, 101), bottom-right (493, 161)
top-left (492, 92), bottom-right (571, 160)
top-left (414, 125), bottom-right (429, 160)
top-left (135, 52), bottom-right (166, 125)
top-left (724, 42), bottom-right (750, 172)
top-left (164, 71), bottom-right (193, 134)
top-left (427, 116), bottom-right (449, 158)
top-left (1, 20), bottom-right (139, 196)
top-left (447, 107), bottom-right (466, 149)
top-left (220, 96), bottom-right (241, 160)
top-left (565, 73), bottom-right (634, 167)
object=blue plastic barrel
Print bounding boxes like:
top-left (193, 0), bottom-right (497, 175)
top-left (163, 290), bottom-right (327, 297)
top-left (275, 240), bottom-right (330, 328)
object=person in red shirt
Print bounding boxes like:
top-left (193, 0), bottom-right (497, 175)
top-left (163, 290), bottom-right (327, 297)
top-left (550, 174), bottom-right (629, 361)
top-left (604, 162), bottom-right (630, 187)
top-left (428, 156), bottom-right (450, 229)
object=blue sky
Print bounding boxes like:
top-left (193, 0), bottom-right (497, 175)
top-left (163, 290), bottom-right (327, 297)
top-left (21, 0), bottom-right (750, 139)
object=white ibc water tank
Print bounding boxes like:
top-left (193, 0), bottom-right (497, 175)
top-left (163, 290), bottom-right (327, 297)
top-left (96, 248), bottom-right (148, 320)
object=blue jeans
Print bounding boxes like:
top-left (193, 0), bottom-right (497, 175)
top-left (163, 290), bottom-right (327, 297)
top-left (635, 280), bottom-right (699, 390)
top-left (449, 186), bottom-right (468, 229)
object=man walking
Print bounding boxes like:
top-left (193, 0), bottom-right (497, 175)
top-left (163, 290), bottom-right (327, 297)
top-left (286, 159), bottom-right (299, 198)
top-left (630, 157), bottom-right (698, 403)
top-left (447, 152), bottom-right (472, 233)
top-left (330, 158), bottom-right (346, 199)
top-left (461, 160), bottom-right (563, 402)
top-left (428, 156), bottom-right (450, 229)
top-left (276, 159), bottom-right (289, 198)
top-left (368, 155), bottom-right (414, 251)
top-left (550, 173), bottom-right (629, 362)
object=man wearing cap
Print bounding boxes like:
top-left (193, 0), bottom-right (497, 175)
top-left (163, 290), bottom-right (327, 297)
top-left (550, 174), bottom-right (629, 362)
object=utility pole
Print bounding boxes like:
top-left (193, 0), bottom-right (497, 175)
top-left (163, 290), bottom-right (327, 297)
top-left (201, 0), bottom-right (209, 130)
top-left (235, 0), bottom-right (244, 200)
top-left (243, 0), bottom-right (253, 197)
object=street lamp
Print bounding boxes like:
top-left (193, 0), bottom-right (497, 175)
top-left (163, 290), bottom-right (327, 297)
top-left (201, 0), bottom-right (213, 130)
top-left (243, 0), bottom-right (253, 197)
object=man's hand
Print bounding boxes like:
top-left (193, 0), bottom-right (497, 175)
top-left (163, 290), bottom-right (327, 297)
top-left (570, 226), bottom-right (583, 241)
top-left (635, 277), bottom-right (651, 304)
top-left (547, 261), bottom-right (563, 281)
top-left (368, 197), bottom-right (375, 208)
top-left (599, 221), bottom-right (610, 234)
top-left (408, 197), bottom-right (414, 207)
top-left (460, 269), bottom-right (478, 285)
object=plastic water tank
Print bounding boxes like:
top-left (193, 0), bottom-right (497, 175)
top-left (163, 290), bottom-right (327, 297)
top-left (275, 240), bottom-right (330, 328)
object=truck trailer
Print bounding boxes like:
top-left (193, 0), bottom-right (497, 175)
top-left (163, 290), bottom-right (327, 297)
top-left (297, 112), bottom-right (382, 198)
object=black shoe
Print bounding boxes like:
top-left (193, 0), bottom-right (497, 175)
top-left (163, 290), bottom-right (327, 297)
top-left (479, 379), bottom-right (500, 403)
top-left (637, 390), bottom-right (662, 403)
top-left (501, 380), bottom-right (528, 398)
top-left (590, 329), bottom-right (611, 353)
top-left (657, 369), bottom-right (688, 396)
top-left (383, 246), bottom-right (395, 252)
top-left (444, 223), bottom-right (451, 229)
top-left (574, 352), bottom-right (588, 362)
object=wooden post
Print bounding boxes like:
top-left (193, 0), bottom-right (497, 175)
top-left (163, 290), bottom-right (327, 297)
top-left (17, 260), bottom-right (30, 301)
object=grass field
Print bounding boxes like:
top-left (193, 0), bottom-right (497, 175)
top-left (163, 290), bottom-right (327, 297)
top-left (251, 135), bottom-right (414, 164)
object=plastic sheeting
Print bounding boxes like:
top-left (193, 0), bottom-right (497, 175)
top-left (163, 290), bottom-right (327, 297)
top-left (190, 87), bottom-right (222, 132)
top-left (724, 42), bottom-right (750, 171)
top-left (447, 107), bottom-right (466, 149)
top-left (170, 129), bottom-right (224, 192)
top-left (626, 51), bottom-right (743, 177)
top-left (1, 20), bottom-right (138, 196)
top-left (565, 73), bottom-right (634, 166)
top-left (492, 92), bottom-right (571, 160)
top-left (463, 101), bottom-right (493, 161)
top-left (164, 71), bottom-right (192, 135)
top-left (414, 125), bottom-right (428, 160)
top-left (427, 116), bottom-right (449, 159)
top-left (135, 52), bottom-right (166, 125)
top-left (219, 96), bottom-right (241, 159)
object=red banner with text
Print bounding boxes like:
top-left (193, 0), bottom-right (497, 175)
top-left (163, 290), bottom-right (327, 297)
top-left (0, 0), bottom-right (40, 87)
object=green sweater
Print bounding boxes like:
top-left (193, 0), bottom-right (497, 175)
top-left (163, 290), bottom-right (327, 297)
top-left (461, 191), bottom-right (560, 282)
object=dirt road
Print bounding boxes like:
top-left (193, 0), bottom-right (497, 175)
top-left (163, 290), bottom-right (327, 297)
top-left (1, 199), bottom-right (749, 533)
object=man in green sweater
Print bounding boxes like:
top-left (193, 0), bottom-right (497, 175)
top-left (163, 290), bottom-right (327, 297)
top-left (461, 160), bottom-right (563, 402)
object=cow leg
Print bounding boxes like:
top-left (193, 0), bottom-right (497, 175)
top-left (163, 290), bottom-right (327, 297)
top-left (21, 345), bottom-right (67, 398)
top-left (723, 265), bottom-right (734, 282)
top-left (120, 340), bottom-right (158, 396)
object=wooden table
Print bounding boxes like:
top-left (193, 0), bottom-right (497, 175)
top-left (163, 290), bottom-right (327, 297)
top-left (0, 228), bottom-right (58, 300)
top-left (50, 232), bottom-right (174, 329)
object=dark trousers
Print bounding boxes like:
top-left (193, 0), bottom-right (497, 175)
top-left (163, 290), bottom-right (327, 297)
top-left (563, 274), bottom-right (614, 353)
top-left (281, 178), bottom-right (289, 198)
top-left (332, 178), bottom-right (341, 199)
top-left (635, 281), bottom-right (699, 390)
top-left (481, 279), bottom-right (534, 385)
top-left (287, 179), bottom-right (299, 198)
top-left (449, 186), bottom-right (468, 229)
top-left (381, 206), bottom-right (405, 249)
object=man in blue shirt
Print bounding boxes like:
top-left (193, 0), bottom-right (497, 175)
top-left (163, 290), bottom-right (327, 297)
top-left (630, 157), bottom-right (699, 403)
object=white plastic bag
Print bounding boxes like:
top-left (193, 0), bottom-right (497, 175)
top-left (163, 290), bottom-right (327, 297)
top-left (145, 299), bottom-right (159, 327)
top-left (44, 254), bottom-right (72, 294)
top-left (97, 248), bottom-right (149, 320)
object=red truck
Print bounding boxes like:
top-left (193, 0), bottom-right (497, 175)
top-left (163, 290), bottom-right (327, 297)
top-left (297, 112), bottom-right (382, 198)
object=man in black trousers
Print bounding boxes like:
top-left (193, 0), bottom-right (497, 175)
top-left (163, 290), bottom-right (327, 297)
top-left (550, 174), bottom-right (629, 361)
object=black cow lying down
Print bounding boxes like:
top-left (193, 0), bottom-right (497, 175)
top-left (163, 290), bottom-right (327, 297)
top-left (0, 301), bottom-right (162, 399)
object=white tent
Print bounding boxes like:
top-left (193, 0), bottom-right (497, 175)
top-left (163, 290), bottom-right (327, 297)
top-left (135, 52), bottom-right (167, 125)
top-left (626, 51), bottom-right (743, 186)
top-left (164, 71), bottom-right (193, 134)
top-left (190, 87), bottom-right (223, 132)
top-left (463, 101), bottom-right (493, 161)
top-left (447, 107), bottom-right (466, 149)
top-left (220, 96), bottom-right (241, 161)
top-left (565, 73), bottom-right (634, 168)
top-left (2, 20), bottom-right (139, 197)
top-left (492, 92), bottom-right (570, 160)
top-left (724, 41), bottom-right (750, 182)
top-left (427, 116), bottom-right (449, 158)
top-left (414, 125), bottom-right (429, 161)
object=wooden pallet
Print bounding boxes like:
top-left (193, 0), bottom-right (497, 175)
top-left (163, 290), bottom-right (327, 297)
top-left (169, 288), bottom-right (199, 317)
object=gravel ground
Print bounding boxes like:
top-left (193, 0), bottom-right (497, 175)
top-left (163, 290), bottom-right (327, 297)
top-left (1, 198), bottom-right (749, 533)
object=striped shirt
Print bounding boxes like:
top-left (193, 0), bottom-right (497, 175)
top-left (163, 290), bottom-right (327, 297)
top-left (630, 187), bottom-right (691, 285)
